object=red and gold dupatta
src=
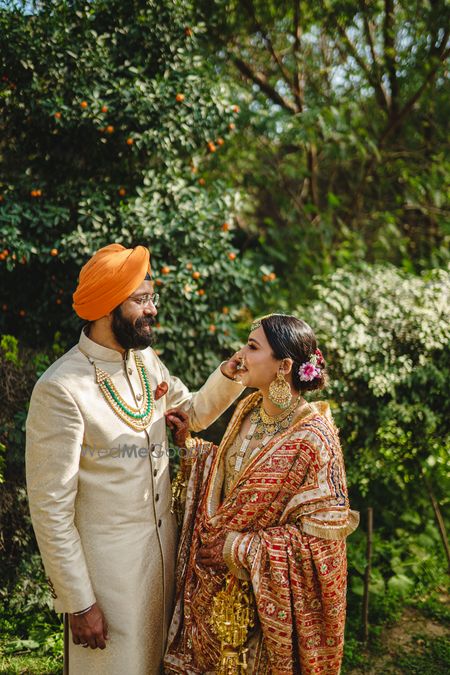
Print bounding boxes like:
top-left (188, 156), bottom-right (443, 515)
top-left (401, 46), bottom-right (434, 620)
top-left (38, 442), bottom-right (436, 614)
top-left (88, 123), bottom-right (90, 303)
top-left (165, 393), bottom-right (358, 674)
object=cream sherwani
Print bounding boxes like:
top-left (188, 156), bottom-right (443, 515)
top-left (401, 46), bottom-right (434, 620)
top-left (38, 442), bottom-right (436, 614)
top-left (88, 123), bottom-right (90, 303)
top-left (25, 329), bottom-right (242, 674)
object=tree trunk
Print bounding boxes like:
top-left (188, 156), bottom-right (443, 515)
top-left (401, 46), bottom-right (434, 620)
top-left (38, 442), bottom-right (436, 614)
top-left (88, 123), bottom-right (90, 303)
top-left (362, 507), bottom-right (373, 642)
top-left (425, 481), bottom-right (450, 574)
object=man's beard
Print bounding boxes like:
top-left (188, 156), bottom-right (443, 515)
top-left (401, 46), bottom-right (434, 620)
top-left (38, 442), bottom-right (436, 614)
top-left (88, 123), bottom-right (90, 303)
top-left (111, 305), bottom-right (155, 351)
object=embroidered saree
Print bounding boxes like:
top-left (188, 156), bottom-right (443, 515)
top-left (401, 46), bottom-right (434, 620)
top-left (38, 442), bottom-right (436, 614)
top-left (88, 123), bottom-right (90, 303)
top-left (165, 393), bottom-right (359, 674)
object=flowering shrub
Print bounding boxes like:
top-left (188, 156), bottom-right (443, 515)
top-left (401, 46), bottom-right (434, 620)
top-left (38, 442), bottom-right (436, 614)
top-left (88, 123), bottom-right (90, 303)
top-left (302, 264), bottom-right (449, 499)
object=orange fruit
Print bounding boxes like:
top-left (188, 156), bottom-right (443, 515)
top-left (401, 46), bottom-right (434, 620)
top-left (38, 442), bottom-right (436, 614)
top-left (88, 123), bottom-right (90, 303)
top-left (56, 298), bottom-right (62, 304)
top-left (80, 101), bottom-right (88, 109)
top-left (35, 189), bottom-right (42, 197)
top-left (54, 112), bottom-right (61, 119)
top-left (0, 253), bottom-right (5, 261)
top-left (222, 222), bottom-right (230, 231)
top-left (229, 122), bottom-right (236, 130)
top-left (155, 278), bottom-right (164, 286)
top-left (50, 248), bottom-right (58, 257)
top-left (176, 93), bottom-right (185, 102)
top-left (3, 249), bottom-right (9, 257)
top-left (11, 253), bottom-right (16, 260)
top-left (222, 306), bottom-right (229, 314)
top-left (184, 26), bottom-right (193, 37)
top-left (161, 266), bottom-right (171, 275)
top-left (209, 324), bottom-right (216, 333)
top-left (269, 272), bottom-right (276, 281)
top-left (186, 262), bottom-right (193, 270)
top-left (262, 274), bottom-right (269, 282)
top-left (207, 141), bottom-right (216, 153)
top-left (20, 255), bottom-right (26, 264)
top-left (198, 178), bottom-right (206, 186)
top-left (30, 190), bottom-right (37, 197)
top-left (232, 105), bottom-right (240, 113)
top-left (228, 252), bottom-right (236, 260)
top-left (126, 138), bottom-right (134, 145)
top-left (191, 165), bottom-right (198, 174)
top-left (197, 289), bottom-right (205, 296)
top-left (118, 187), bottom-right (126, 197)
top-left (0, 195), bottom-right (4, 202)
top-left (192, 271), bottom-right (201, 280)
top-left (19, 309), bottom-right (26, 317)
top-left (217, 138), bottom-right (224, 146)
top-left (101, 105), bottom-right (108, 113)
top-left (106, 125), bottom-right (114, 134)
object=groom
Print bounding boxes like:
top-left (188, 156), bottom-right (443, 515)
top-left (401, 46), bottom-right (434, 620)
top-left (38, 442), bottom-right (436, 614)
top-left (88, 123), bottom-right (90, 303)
top-left (26, 243), bottom-right (242, 674)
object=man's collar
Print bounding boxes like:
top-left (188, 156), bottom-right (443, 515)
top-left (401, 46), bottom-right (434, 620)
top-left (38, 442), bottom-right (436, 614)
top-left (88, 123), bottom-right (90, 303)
top-left (78, 326), bottom-right (132, 363)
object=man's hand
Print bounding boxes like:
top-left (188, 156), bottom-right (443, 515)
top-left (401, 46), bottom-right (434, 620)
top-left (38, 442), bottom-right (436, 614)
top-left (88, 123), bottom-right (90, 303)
top-left (165, 408), bottom-right (190, 447)
top-left (69, 602), bottom-right (109, 650)
top-left (220, 352), bottom-right (244, 381)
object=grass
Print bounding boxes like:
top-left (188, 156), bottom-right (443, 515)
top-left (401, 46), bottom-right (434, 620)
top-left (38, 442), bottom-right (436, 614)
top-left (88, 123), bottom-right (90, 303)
top-left (0, 652), bottom-right (62, 675)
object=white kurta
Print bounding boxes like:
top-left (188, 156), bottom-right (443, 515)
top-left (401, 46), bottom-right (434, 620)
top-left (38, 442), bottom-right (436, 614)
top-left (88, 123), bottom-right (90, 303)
top-left (25, 329), bottom-right (242, 674)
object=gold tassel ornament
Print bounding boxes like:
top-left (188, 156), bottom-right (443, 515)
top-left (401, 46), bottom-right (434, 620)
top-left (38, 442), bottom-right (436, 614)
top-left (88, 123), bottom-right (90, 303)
top-left (211, 573), bottom-right (255, 674)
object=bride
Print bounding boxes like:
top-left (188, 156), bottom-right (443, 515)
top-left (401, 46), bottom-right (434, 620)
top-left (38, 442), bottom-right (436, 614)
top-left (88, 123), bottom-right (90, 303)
top-left (164, 314), bottom-right (358, 674)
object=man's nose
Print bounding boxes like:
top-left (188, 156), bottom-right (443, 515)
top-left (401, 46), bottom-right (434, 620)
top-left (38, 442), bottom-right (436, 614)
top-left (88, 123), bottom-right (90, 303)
top-left (144, 304), bottom-right (157, 316)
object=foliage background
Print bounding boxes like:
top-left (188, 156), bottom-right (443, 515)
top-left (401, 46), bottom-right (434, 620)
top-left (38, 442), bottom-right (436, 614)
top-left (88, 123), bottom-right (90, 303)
top-left (0, 0), bottom-right (449, 673)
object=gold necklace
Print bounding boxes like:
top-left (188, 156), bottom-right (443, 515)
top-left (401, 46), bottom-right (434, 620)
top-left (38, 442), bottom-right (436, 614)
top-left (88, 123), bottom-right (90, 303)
top-left (93, 352), bottom-right (154, 431)
top-left (250, 396), bottom-right (300, 440)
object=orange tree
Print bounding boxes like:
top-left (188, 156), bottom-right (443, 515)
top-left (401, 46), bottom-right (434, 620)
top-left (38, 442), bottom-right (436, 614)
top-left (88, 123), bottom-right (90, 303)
top-left (0, 0), bottom-right (271, 386)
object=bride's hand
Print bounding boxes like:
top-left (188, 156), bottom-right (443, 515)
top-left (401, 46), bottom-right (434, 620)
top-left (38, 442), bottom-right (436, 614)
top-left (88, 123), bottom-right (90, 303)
top-left (197, 538), bottom-right (227, 568)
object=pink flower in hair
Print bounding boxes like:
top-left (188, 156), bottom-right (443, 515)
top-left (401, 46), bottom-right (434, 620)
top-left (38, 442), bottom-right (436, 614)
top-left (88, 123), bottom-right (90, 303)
top-left (298, 362), bottom-right (321, 382)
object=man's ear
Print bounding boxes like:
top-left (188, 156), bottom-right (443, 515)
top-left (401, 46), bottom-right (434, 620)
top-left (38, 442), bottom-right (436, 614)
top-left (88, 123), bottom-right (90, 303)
top-left (280, 358), bottom-right (293, 375)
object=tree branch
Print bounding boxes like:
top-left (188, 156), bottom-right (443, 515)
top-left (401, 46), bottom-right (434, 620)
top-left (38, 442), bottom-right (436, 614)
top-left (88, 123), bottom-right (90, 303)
top-left (379, 44), bottom-right (449, 145)
top-left (242, 0), bottom-right (297, 106)
top-left (231, 54), bottom-right (298, 114)
top-left (333, 18), bottom-right (390, 112)
top-left (359, 0), bottom-right (383, 77)
top-left (292, 0), bottom-right (304, 111)
top-left (383, 0), bottom-right (398, 115)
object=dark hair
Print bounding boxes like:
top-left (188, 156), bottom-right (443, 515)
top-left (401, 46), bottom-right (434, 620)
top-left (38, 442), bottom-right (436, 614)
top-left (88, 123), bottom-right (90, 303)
top-left (260, 314), bottom-right (328, 393)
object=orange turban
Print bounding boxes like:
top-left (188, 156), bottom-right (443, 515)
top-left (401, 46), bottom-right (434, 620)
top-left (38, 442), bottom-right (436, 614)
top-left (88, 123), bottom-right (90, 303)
top-left (72, 244), bottom-right (151, 320)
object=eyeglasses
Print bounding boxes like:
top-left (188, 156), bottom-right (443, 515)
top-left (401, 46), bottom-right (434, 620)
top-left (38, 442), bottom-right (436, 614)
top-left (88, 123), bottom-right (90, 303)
top-left (128, 292), bottom-right (160, 308)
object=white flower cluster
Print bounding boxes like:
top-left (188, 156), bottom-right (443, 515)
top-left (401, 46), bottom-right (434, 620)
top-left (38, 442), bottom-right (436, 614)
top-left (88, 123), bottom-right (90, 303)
top-left (301, 265), bottom-right (450, 398)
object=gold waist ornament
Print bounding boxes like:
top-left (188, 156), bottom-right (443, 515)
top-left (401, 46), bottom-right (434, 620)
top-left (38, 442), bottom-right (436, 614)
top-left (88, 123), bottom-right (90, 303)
top-left (211, 573), bottom-right (255, 674)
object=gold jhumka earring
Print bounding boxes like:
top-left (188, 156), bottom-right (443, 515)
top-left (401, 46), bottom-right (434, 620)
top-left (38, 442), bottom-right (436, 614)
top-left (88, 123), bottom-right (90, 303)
top-left (268, 368), bottom-right (292, 409)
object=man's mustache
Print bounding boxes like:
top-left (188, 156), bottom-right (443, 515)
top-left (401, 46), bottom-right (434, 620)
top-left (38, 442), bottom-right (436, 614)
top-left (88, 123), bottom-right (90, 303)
top-left (135, 316), bottom-right (155, 329)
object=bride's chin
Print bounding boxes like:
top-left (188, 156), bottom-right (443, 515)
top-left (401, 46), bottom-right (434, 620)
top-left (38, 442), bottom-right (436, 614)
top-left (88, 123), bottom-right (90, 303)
top-left (235, 371), bottom-right (249, 385)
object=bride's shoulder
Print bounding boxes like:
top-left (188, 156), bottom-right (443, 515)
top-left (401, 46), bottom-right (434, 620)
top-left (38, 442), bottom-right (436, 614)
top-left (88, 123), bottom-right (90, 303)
top-left (291, 400), bottom-right (339, 444)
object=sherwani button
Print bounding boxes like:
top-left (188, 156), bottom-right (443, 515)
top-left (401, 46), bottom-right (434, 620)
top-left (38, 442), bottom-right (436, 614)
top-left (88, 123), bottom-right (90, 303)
top-left (153, 468), bottom-right (157, 477)
top-left (158, 519), bottom-right (162, 527)
top-left (128, 368), bottom-right (132, 374)
top-left (136, 393), bottom-right (142, 401)
top-left (155, 493), bottom-right (159, 502)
